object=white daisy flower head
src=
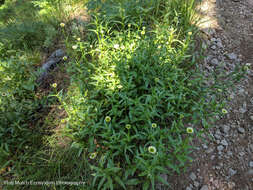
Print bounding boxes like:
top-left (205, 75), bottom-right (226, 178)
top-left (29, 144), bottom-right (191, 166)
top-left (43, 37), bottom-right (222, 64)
top-left (148, 146), bottom-right (157, 154)
top-left (186, 127), bottom-right (194, 134)
top-left (72, 45), bottom-right (78, 50)
top-left (114, 44), bottom-right (120, 49)
top-left (89, 152), bottom-right (97, 159)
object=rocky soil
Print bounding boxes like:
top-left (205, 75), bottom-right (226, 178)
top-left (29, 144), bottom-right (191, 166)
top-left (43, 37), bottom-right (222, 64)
top-left (163, 0), bottom-right (253, 189)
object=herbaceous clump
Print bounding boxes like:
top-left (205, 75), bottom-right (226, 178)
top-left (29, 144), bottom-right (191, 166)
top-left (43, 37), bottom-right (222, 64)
top-left (58, 0), bottom-right (238, 189)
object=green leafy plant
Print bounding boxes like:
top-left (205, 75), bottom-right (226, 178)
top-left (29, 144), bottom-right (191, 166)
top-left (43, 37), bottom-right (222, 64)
top-left (57, 0), bottom-right (232, 189)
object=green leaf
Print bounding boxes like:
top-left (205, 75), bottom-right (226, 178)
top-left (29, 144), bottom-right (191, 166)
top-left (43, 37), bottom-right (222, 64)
top-left (115, 176), bottom-right (126, 189)
top-left (98, 176), bottom-right (106, 190)
top-left (126, 178), bottom-right (140, 186)
top-left (142, 181), bottom-right (150, 190)
top-left (157, 175), bottom-right (170, 186)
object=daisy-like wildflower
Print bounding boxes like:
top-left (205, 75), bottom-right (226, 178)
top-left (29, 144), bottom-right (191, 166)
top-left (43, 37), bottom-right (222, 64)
top-left (158, 45), bottom-right (161, 49)
top-left (62, 56), bottom-right (67, 61)
top-left (105, 116), bottom-right (111, 123)
top-left (114, 44), bottom-right (120, 49)
top-left (52, 83), bottom-right (57, 88)
top-left (89, 152), bottom-right (97, 159)
top-left (72, 45), bottom-right (78, 50)
top-left (60, 23), bottom-right (65, 27)
top-left (77, 37), bottom-right (81, 41)
top-left (148, 146), bottom-right (157, 154)
top-left (188, 31), bottom-right (192, 36)
top-left (151, 123), bottom-right (157, 128)
top-left (128, 24), bottom-right (131, 28)
top-left (125, 124), bottom-right (131, 129)
top-left (186, 127), bottom-right (194, 134)
top-left (141, 30), bottom-right (145, 35)
top-left (222, 108), bottom-right (228, 114)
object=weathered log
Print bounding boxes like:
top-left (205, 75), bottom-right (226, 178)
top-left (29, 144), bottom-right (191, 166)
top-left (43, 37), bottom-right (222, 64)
top-left (37, 49), bottom-right (66, 84)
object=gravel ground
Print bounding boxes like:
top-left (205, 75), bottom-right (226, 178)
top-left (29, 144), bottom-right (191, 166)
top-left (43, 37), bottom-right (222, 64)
top-left (159, 0), bottom-right (253, 189)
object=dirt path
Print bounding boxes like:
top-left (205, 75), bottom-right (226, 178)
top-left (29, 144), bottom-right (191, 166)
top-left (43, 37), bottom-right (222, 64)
top-left (165, 0), bottom-right (253, 189)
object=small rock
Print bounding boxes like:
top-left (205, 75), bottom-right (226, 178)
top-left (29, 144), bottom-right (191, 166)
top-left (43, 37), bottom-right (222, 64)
top-left (247, 169), bottom-right (253, 175)
top-left (227, 151), bottom-right (233, 156)
top-left (239, 107), bottom-right (247, 114)
top-left (220, 139), bottom-right (228, 146)
top-left (239, 152), bottom-right (245, 157)
top-left (249, 161), bottom-right (253, 168)
top-left (211, 45), bottom-right (216, 50)
top-left (206, 147), bottom-right (214, 154)
top-left (202, 144), bottom-right (208, 149)
top-left (200, 185), bottom-right (209, 190)
top-left (194, 181), bottom-right (200, 187)
top-left (215, 134), bottom-right (221, 140)
top-left (217, 145), bottom-right (224, 151)
top-left (211, 58), bottom-right (219, 65)
top-left (227, 53), bottom-right (237, 60)
top-left (250, 144), bottom-right (253, 152)
top-left (228, 168), bottom-right (237, 176)
top-left (186, 187), bottom-right (192, 190)
top-left (216, 41), bottom-right (223, 48)
top-left (222, 125), bottom-right (230, 134)
top-left (189, 172), bottom-right (197, 181)
top-left (238, 127), bottom-right (245, 134)
top-left (250, 116), bottom-right (253, 121)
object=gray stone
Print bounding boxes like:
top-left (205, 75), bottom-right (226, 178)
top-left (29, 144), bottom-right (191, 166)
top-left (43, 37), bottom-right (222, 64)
top-left (186, 187), bottom-right (192, 190)
top-left (211, 45), bottom-right (216, 50)
top-left (194, 181), bottom-right (200, 187)
top-left (239, 152), bottom-right (245, 157)
top-left (228, 168), bottom-right (237, 176)
top-left (220, 139), bottom-right (228, 146)
top-left (247, 169), bottom-right (253, 175)
top-left (216, 41), bottom-right (223, 48)
top-left (222, 125), bottom-right (230, 134)
top-left (227, 151), bottom-right (233, 156)
top-left (250, 116), bottom-right (253, 121)
top-left (239, 107), bottom-right (247, 114)
top-left (206, 147), bottom-right (214, 154)
top-left (200, 185), bottom-right (209, 190)
top-left (227, 53), bottom-right (237, 60)
top-left (211, 58), bottom-right (219, 65)
top-left (250, 144), bottom-right (253, 152)
top-left (238, 127), bottom-right (245, 134)
top-left (249, 161), bottom-right (253, 168)
top-left (217, 145), bottom-right (224, 151)
top-left (189, 172), bottom-right (197, 181)
top-left (215, 134), bottom-right (221, 140)
top-left (217, 145), bottom-right (224, 152)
